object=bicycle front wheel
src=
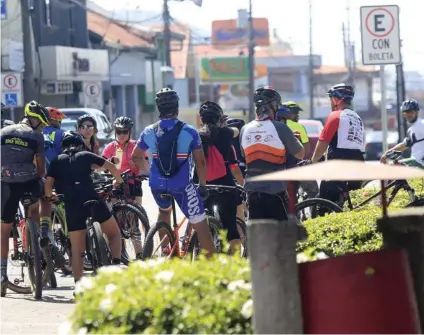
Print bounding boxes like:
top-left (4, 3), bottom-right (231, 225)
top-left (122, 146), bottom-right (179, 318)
top-left (26, 218), bottom-right (43, 299)
top-left (187, 216), bottom-right (223, 260)
top-left (86, 221), bottom-right (110, 271)
top-left (295, 198), bottom-right (343, 222)
top-left (141, 221), bottom-right (176, 260)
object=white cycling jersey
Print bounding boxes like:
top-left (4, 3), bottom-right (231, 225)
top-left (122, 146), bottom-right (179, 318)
top-left (405, 118), bottom-right (424, 164)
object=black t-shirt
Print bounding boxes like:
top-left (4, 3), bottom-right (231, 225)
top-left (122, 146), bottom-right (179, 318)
top-left (47, 151), bottom-right (106, 201)
top-left (201, 127), bottom-right (235, 186)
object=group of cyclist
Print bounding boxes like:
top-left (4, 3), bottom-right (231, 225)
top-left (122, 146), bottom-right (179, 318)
top-left (0, 83), bottom-right (422, 295)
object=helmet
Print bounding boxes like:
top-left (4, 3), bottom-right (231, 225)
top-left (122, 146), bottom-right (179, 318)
top-left (113, 116), bottom-right (134, 129)
top-left (77, 114), bottom-right (97, 129)
top-left (47, 107), bottom-right (67, 121)
top-left (227, 118), bottom-right (245, 130)
top-left (155, 88), bottom-right (179, 115)
top-left (401, 99), bottom-right (420, 112)
top-left (61, 131), bottom-right (85, 148)
top-left (254, 86), bottom-right (282, 107)
top-left (24, 100), bottom-right (51, 126)
top-left (199, 101), bottom-right (223, 121)
top-left (282, 101), bottom-right (303, 113)
top-left (276, 105), bottom-right (291, 120)
top-left (327, 83), bottom-right (355, 101)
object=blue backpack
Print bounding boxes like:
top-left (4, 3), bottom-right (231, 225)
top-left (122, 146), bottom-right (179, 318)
top-left (43, 130), bottom-right (62, 166)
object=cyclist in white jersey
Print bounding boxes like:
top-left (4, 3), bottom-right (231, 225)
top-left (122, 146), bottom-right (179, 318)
top-left (381, 99), bottom-right (424, 168)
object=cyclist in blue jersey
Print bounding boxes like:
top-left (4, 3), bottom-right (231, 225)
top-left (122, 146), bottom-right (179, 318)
top-left (131, 88), bottom-right (215, 256)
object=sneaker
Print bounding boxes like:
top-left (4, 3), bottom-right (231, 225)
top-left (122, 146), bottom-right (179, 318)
top-left (1, 275), bottom-right (8, 297)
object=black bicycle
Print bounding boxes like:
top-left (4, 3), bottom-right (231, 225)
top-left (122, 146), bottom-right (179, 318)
top-left (3, 192), bottom-right (54, 299)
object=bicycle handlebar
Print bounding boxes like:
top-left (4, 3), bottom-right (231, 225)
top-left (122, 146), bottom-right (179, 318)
top-left (386, 150), bottom-right (403, 161)
top-left (203, 184), bottom-right (246, 194)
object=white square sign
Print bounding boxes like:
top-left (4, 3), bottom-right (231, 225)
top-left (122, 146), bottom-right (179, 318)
top-left (360, 5), bottom-right (401, 65)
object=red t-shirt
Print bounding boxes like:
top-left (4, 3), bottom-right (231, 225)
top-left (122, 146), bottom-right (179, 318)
top-left (102, 140), bottom-right (146, 175)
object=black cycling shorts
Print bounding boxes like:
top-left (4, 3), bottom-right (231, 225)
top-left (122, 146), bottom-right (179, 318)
top-left (247, 191), bottom-right (288, 222)
top-left (128, 180), bottom-right (143, 197)
top-left (65, 198), bottom-right (112, 232)
top-left (1, 179), bottom-right (44, 223)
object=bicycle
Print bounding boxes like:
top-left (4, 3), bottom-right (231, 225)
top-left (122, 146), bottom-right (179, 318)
top-left (189, 184), bottom-right (248, 258)
top-left (3, 192), bottom-right (54, 299)
top-left (141, 193), bottom-right (221, 261)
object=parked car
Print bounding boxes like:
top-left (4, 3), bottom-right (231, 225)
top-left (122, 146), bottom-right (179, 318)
top-left (364, 130), bottom-right (399, 161)
top-left (60, 108), bottom-right (114, 151)
top-left (298, 119), bottom-right (324, 159)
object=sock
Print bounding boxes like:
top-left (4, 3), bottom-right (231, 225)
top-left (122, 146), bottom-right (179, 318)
top-left (1, 258), bottom-right (8, 278)
top-left (40, 217), bottom-right (50, 238)
top-left (112, 258), bottom-right (121, 265)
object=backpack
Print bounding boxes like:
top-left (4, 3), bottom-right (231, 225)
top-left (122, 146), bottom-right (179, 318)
top-left (205, 144), bottom-right (227, 182)
top-left (153, 121), bottom-right (187, 177)
top-left (43, 131), bottom-right (58, 166)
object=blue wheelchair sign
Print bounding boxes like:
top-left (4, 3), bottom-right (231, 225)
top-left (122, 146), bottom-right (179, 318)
top-left (1, 0), bottom-right (7, 20)
top-left (5, 93), bottom-right (18, 106)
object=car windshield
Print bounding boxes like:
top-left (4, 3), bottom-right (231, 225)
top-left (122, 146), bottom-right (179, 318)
top-left (61, 120), bottom-right (77, 132)
top-left (302, 123), bottom-right (321, 135)
top-left (366, 131), bottom-right (399, 143)
top-left (63, 112), bottom-right (87, 121)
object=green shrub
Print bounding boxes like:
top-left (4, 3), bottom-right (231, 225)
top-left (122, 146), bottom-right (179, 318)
top-left (65, 256), bottom-right (253, 334)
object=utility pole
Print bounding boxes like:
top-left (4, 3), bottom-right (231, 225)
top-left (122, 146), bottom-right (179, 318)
top-left (21, 0), bottom-right (38, 107)
top-left (396, 40), bottom-right (407, 140)
top-left (308, 0), bottom-right (314, 119)
top-left (162, 0), bottom-right (172, 67)
top-left (248, 0), bottom-right (255, 122)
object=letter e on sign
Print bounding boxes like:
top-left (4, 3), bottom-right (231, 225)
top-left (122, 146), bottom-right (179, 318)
top-left (360, 5), bottom-right (401, 65)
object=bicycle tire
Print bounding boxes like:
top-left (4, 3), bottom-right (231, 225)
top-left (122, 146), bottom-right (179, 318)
top-left (132, 203), bottom-right (150, 225)
top-left (187, 216), bottom-right (223, 259)
top-left (141, 221), bottom-right (176, 260)
top-left (295, 197), bottom-right (343, 221)
top-left (112, 203), bottom-right (150, 239)
top-left (92, 221), bottom-right (111, 268)
top-left (26, 218), bottom-right (43, 299)
top-left (236, 217), bottom-right (248, 258)
top-left (51, 204), bottom-right (73, 274)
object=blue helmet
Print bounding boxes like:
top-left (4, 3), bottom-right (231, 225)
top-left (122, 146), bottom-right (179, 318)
top-left (327, 83), bottom-right (355, 101)
top-left (275, 105), bottom-right (291, 120)
top-left (401, 99), bottom-right (420, 112)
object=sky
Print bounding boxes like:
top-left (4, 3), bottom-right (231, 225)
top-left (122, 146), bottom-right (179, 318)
top-left (93, 0), bottom-right (424, 73)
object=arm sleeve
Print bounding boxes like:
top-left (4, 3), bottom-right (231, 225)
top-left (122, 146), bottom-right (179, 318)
top-left (228, 145), bottom-right (239, 168)
top-left (299, 125), bottom-right (310, 144)
top-left (319, 112), bottom-right (340, 143)
top-left (36, 132), bottom-right (45, 155)
top-left (87, 152), bottom-right (106, 167)
top-left (239, 127), bottom-right (245, 158)
top-left (101, 142), bottom-right (114, 158)
top-left (136, 129), bottom-right (149, 150)
top-left (46, 157), bottom-right (58, 178)
top-left (190, 129), bottom-right (203, 150)
top-left (277, 123), bottom-right (303, 156)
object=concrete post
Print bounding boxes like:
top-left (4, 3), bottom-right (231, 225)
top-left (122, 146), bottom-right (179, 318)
top-left (377, 207), bottom-right (424, 331)
top-left (248, 219), bottom-right (305, 334)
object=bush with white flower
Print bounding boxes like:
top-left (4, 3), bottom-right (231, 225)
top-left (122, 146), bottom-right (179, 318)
top-left (66, 256), bottom-right (253, 334)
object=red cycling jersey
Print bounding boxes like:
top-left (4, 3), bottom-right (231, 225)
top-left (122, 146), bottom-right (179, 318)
top-left (102, 140), bottom-right (147, 176)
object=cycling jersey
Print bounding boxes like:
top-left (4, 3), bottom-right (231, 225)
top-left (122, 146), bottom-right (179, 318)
top-left (137, 118), bottom-right (205, 223)
top-left (102, 140), bottom-right (144, 175)
top-left (1, 123), bottom-right (45, 183)
top-left (403, 118), bottom-right (424, 164)
top-left (320, 108), bottom-right (365, 160)
top-left (287, 120), bottom-right (309, 144)
top-left (240, 119), bottom-right (303, 194)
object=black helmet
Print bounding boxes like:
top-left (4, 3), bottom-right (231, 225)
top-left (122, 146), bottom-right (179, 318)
top-left (155, 88), bottom-right (179, 115)
top-left (199, 101), bottom-right (223, 123)
top-left (24, 100), bottom-right (51, 126)
top-left (77, 114), bottom-right (97, 129)
top-left (113, 116), bottom-right (134, 129)
top-left (401, 99), bottom-right (420, 112)
top-left (254, 86), bottom-right (282, 107)
top-left (275, 105), bottom-right (292, 121)
top-left (227, 118), bottom-right (245, 130)
top-left (327, 83), bottom-right (355, 101)
top-left (61, 131), bottom-right (85, 148)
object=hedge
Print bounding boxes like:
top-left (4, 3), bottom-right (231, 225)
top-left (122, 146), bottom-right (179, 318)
top-left (60, 178), bottom-right (424, 334)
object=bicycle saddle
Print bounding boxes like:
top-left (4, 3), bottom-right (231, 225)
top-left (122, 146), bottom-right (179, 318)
top-left (83, 200), bottom-right (100, 208)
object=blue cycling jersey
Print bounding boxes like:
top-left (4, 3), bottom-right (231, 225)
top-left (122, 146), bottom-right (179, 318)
top-left (137, 118), bottom-right (202, 190)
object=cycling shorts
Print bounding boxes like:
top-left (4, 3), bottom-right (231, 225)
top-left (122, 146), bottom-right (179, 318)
top-left (151, 182), bottom-right (205, 224)
top-left (1, 178), bottom-right (44, 223)
top-left (65, 198), bottom-right (111, 232)
top-left (247, 191), bottom-right (288, 222)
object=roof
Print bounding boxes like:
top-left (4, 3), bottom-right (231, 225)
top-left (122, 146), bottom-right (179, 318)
top-left (87, 11), bottom-right (154, 49)
top-left (315, 65), bottom-right (378, 75)
top-left (193, 44), bottom-right (291, 59)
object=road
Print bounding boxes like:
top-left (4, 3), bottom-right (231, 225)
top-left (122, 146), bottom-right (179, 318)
top-left (0, 182), bottom-right (184, 335)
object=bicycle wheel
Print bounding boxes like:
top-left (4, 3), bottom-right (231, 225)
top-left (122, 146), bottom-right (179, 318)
top-left (236, 217), bottom-right (248, 258)
top-left (187, 216), bottom-right (223, 259)
top-left (295, 198), bottom-right (343, 222)
top-left (92, 221), bottom-right (111, 268)
top-left (132, 203), bottom-right (150, 225)
top-left (26, 218), bottom-right (43, 299)
top-left (141, 221), bottom-right (176, 260)
top-left (51, 204), bottom-right (72, 275)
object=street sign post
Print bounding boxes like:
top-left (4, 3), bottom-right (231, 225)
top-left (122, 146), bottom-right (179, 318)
top-left (360, 5), bottom-right (401, 155)
top-left (1, 72), bottom-right (23, 107)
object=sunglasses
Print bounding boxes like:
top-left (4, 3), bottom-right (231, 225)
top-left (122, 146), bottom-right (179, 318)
top-left (116, 129), bottom-right (129, 135)
top-left (402, 110), bottom-right (415, 114)
top-left (80, 125), bottom-right (94, 130)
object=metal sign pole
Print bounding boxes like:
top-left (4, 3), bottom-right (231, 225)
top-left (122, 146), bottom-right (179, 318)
top-left (10, 107), bottom-right (15, 122)
top-left (380, 65), bottom-right (388, 154)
